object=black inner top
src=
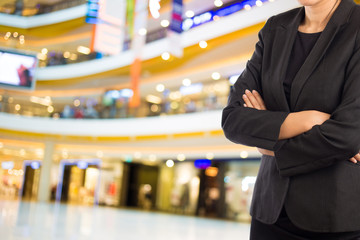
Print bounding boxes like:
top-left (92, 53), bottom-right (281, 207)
top-left (283, 31), bottom-right (322, 106)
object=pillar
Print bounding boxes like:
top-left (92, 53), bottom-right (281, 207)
top-left (37, 141), bottom-right (54, 202)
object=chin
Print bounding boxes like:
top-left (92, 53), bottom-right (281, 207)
top-left (297, 0), bottom-right (325, 6)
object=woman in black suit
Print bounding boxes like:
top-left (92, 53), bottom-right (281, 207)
top-left (222, 0), bottom-right (360, 239)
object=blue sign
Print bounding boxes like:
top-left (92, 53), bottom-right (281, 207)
top-left (170, 0), bottom-right (183, 33)
top-left (194, 159), bottom-right (211, 169)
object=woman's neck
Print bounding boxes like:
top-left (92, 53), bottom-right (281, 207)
top-left (299, 0), bottom-right (341, 33)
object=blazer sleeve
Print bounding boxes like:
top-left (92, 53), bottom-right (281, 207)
top-left (221, 17), bottom-right (290, 150)
top-left (274, 35), bottom-right (360, 177)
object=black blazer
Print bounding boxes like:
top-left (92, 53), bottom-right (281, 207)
top-left (222, 0), bottom-right (360, 233)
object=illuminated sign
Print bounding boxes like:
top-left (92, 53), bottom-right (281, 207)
top-left (30, 161), bottom-right (41, 170)
top-left (1, 161), bottom-right (14, 170)
top-left (182, 0), bottom-right (269, 31)
top-left (149, 0), bottom-right (161, 19)
top-left (194, 159), bottom-right (211, 169)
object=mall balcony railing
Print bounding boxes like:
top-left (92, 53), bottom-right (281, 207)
top-left (0, 94), bottom-right (229, 119)
top-left (0, 0), bottom-right (86, 16)
top-left (34, 0), bottom-right (269, 67)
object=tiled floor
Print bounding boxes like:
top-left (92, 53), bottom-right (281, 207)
top-left (0, 200), bottom-right (250, 240)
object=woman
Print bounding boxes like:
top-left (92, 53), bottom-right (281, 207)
top-left (222, 0), bottom-right (360, 239)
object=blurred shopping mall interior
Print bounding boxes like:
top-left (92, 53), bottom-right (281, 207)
top-left (3, 0), bottom-right (352, 238)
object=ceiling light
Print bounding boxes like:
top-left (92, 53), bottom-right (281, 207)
top-left (244, 4), bottom-right (251, 10)
top-left (185, 10), bottom-right (194, 18)
top-left (206, 152), bottom-right (214, 160)
top-left (160, 20), bottom-right (170, 27)
top-left (240, 151), bottom-right (249, 159)
top-left (214, 0), bottom-right (223, 7)
top-left (199, 40), bottom-right (208, 49)
top-left (156, 84), bottom-right (165, 92)
top-left (13, 32), bottom-right (18, 38)
top-left (256, 0), bottom-right (263, 7)
top-left (182, 78), bottom-right (191, 86)
top-left (41, 48), bottom-right (48, 55)
top-left (177, 154), bottom-right (186, 161)
top-left (161, 52), bottom-right (170, 61)
top-left (166, 159), bottom-right (174, 168)
top-left (77, 46), bottom-right (91, 55)
top-left (212, 72), bottom-right (221, 80)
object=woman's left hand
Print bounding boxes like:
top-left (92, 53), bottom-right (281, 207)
top-left (242, 89), bottom-right (274, 156)
top-left (242, 89), bottom-right (267, 110)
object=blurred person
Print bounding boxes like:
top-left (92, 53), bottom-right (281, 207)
top-left (61, 105), bottom-right (73, 118)
top-left (222, 0), bottom-right (360, 239)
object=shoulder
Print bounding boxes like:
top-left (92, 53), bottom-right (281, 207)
top-left (265, 7), bottom-right (302, 29)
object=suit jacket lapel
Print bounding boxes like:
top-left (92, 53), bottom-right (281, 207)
top-left (290, 0), bottom-right (355, 110)
top-left (271, 8), bottom-right (304, 112)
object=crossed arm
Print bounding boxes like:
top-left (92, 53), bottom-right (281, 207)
top-left (242, 89), bottom-right (360, 164)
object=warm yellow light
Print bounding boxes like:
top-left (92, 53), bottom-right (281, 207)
top-left (70, 53), bottom-right (78, 61)
top-left (74, 99), bottom-right (81, 107)
top-left (15, 104), bottom-right (21, 111)
top-left (146, 95), bottom-right (162, 104)
top-left (37, 53), bottom-right (47, 61)
top-left (63, 51), bottom-right (71, 58)
top-left (47, 106), bottom-right (54, 113)
top-left (41, 48), bottom-right (48, 55)
top-left (151, 104), bottom-right (159, 112)
top-left (205, 167), bottom-right (218, 177)
top-left (170, 101), bottom-right (179, 109)
top-left (77, 46), bottom-right (91, 55)
top-left (13, 32), bottom-right (18, 38)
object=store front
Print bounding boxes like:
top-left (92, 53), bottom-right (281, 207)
top-left (55, 159), bottom-right (101, 205)
top-left (0, 161), bottom-right (23, 200)
top-left (121, 162), bottom-right (159, 210)
top-left (21, 161), bottom-right (41, 201)
top-left (224, 159), bottom-right (260, 222)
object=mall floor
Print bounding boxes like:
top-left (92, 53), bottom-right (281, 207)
top-left (0, 200), bottom-right (250, 240)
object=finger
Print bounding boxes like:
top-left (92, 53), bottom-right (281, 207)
top-left (252, 90), bottom-right (267, 110)
top-left (350, 157), bottom-right (357, 164)
top-left (243, 94), bottom-right (254, 108)
top-left (245, 90), bottom-right (261, 110)
top-left (243, 104), bottom-right (248, 107)
top-left (354, 154), bottom-right (360, 161)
